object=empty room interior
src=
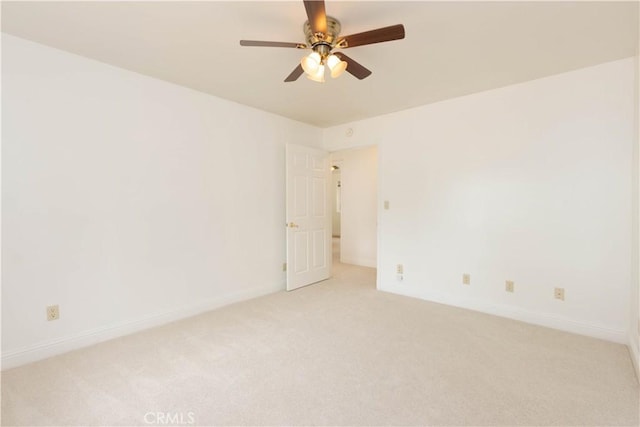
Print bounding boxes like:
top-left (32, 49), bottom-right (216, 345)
top-left (2, 1), bottom-right (640, 426)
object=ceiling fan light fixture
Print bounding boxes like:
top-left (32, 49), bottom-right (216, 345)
top-left (327, 54), bottom-right (347, 78)
top-left (301, 51), bottom-right (321, 74)
top-left (306, 64), bottom-right (325, 83)
top-left (239, 1), bottom-right (406, 83)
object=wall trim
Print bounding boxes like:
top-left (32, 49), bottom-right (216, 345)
top-left (379, 282), bottom-right (628, 344)
top-left (340, 256), bottom-right (376, 269)
top-left (629, 336), bottom-right (640, 384)
top-left (1, 283), bottom-right (284, 370)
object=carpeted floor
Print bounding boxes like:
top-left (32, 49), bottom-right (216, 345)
top-left (1, 246), bottom-right (639, 426)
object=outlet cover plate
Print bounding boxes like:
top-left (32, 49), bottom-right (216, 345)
top-left (554, 287), bottom-right (565, 301)
top-left (506, 280), bottom-right (514, 292)
top-left (46, 305), bottom-right (59, 321)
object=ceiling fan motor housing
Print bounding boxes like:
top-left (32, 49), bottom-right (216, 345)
top-left (304, 16), bottom-right (341, 49)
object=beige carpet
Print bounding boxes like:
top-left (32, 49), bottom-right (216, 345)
top-left (1, 257), bottom-right (639, 426)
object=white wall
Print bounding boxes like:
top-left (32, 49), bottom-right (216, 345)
top-left (325, 58), bottom-right (635, 343)
top-left (331, 147), bottom-right (378, 268)
top-left (631, 34), bottom-right (640, 378)
top-left (3, 33), bottom-right (635, 371)
top-left (1, 35), bottom-right (322, 368)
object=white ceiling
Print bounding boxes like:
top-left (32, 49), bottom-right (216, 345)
top-left (2, 1), bottom-right (638, 127)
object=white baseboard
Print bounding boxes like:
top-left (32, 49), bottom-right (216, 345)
top-left (1, 283), bottom-right (284, 370)
top-left (629, 336), bottom-right (640, 384)
top-left (379, 283), bottom-right (627, 344)
top-left (340, 256), bottom-right (376, 268)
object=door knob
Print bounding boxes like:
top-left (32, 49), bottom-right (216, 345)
top-left (287, 222), bottom-right (299, 228)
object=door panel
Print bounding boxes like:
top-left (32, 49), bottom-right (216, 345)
top-left (294, 176), bottom-right (308, 216)
top-left (294, 232), bottom-right (309, 273)
top-left (286, 144), bottom-right (331, 291)
top-left (312, 229), bottom-right (326, 269)
top-left (312, 177), bottom-right (326, 216)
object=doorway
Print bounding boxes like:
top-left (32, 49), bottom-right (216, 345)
top-left (331, 163), bottom-right (342, 264)
top-left (330, 146), bottom-right (378, 270)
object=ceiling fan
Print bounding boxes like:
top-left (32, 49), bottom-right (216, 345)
top-left (239, 0), bottom-right (405, 83)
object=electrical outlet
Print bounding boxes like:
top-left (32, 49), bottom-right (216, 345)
top-left (462, 273), bottom-right (470, 285)
top-left (384, 201), bottom-right (390, 210)
top-left (46, 305), bottom-right (59, 321)
top-left (505, 280), bottom-right (514, 293)
top-left (396, 264), bottom-right (404, 281)
top-left (554, 287), bottom-right (565, 301)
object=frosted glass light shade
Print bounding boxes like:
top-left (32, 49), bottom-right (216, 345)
top-left (301, 52), bottom-right (321, 75)
top-left (306, 64), bottom-right (325, 83)
top-left (327, 54), bottom-right (347, 78)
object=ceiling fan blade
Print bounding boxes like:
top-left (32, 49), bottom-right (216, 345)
top-left (240, 40), bottom-right (306, 48)
top-left (339, 24), bottom-right (405, 48)
top-left (335, 53), bottom-right (372, 80)
top-left (284, 64), bottom-right (305, 82)
top-left (303, 0), bottom-right (327, 34)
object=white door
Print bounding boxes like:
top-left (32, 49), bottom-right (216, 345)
top-left (286, 144), bottom-right (332, 291)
